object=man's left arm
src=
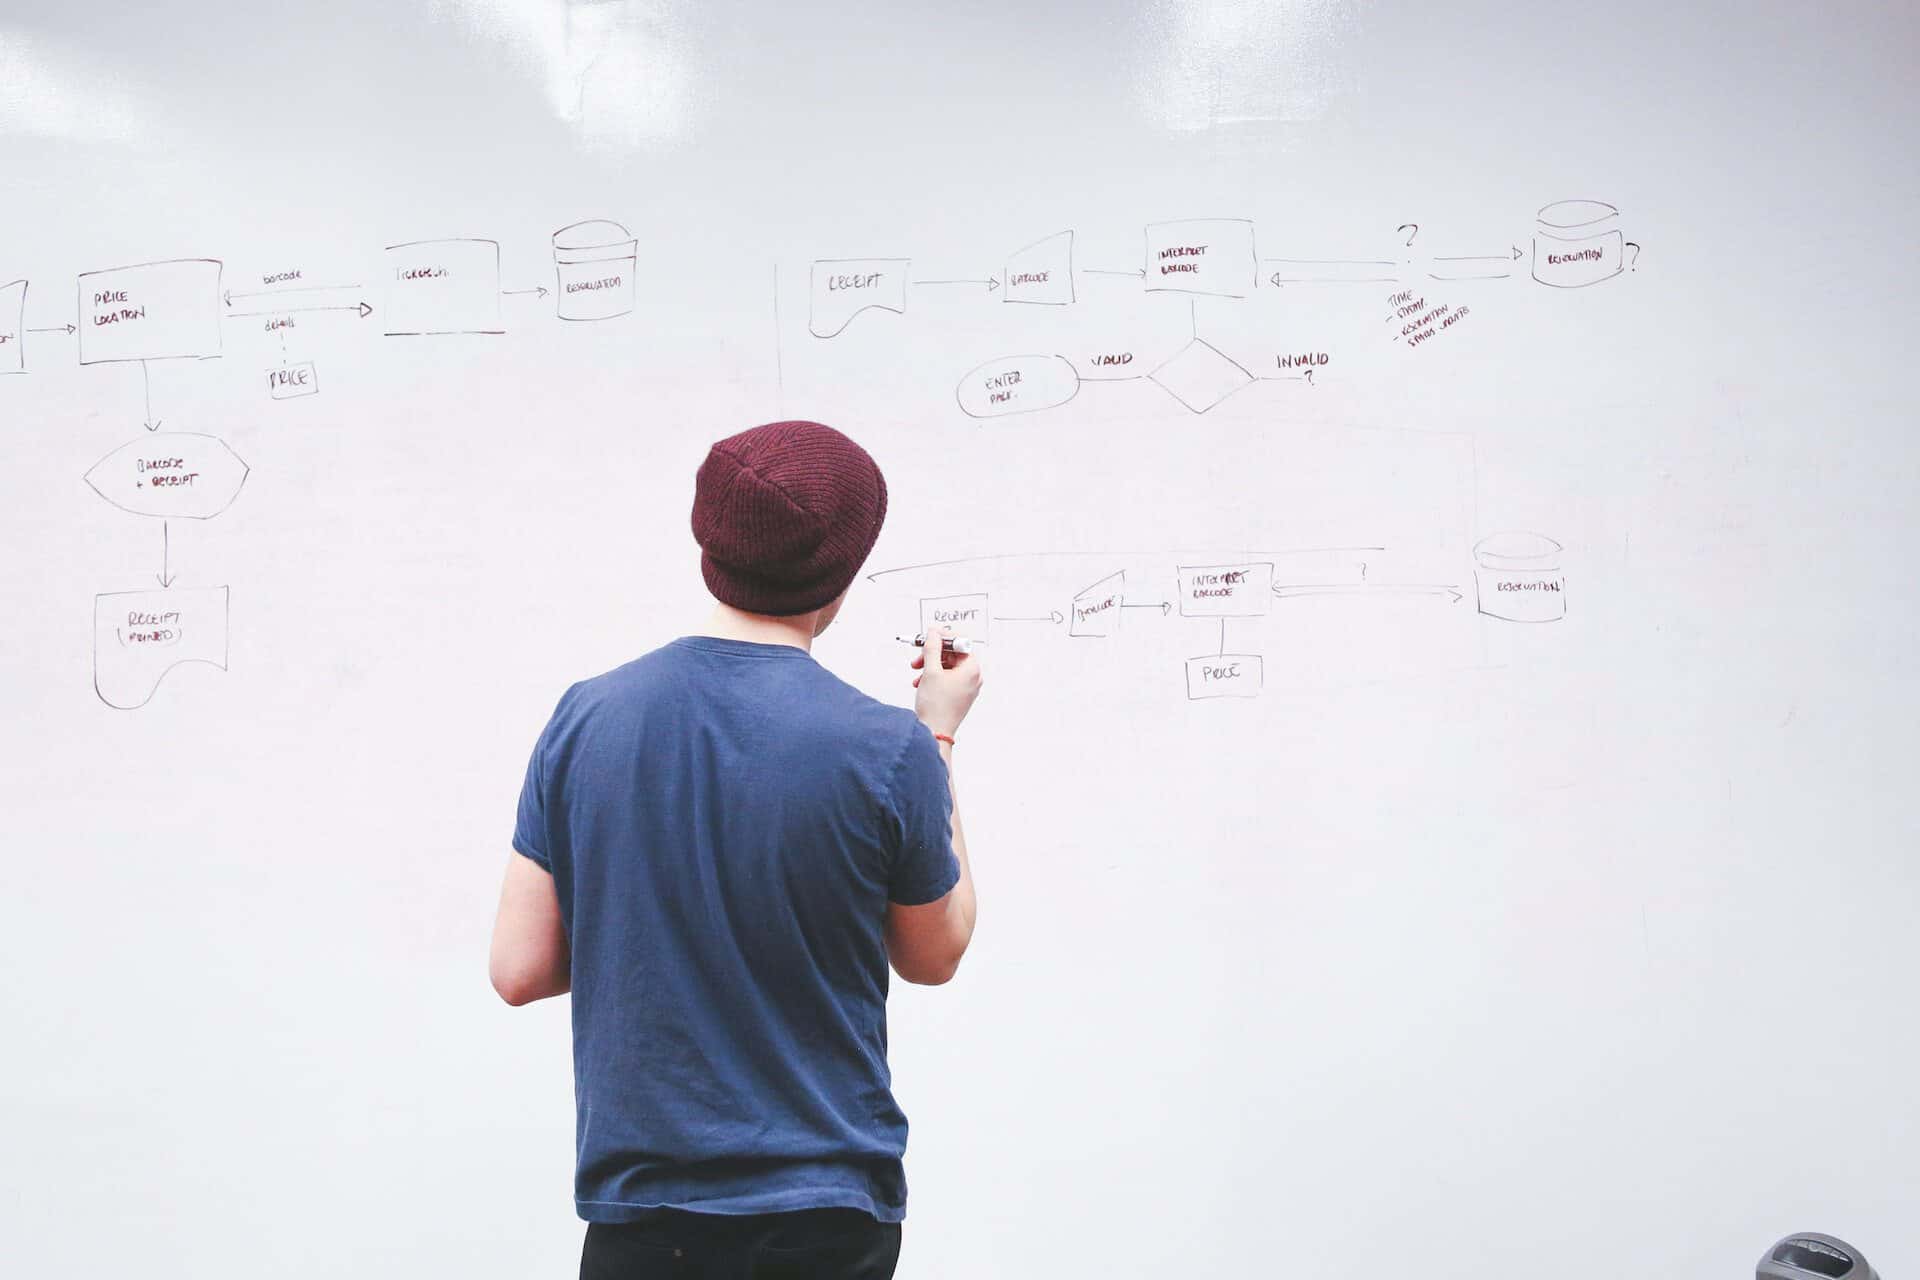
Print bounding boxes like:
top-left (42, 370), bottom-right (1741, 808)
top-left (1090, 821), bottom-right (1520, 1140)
top-left (489, 851), bottom-right (570, 1005)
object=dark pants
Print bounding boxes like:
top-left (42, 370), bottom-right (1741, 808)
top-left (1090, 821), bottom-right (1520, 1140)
top-left (581, 1207), bottom-right (901, 1279)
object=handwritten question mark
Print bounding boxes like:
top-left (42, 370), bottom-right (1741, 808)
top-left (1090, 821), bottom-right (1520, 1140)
top-left (1624, 241), bottom-right (1641, 270)
top-left (1360, 561), bottom-right (1368, 581)
top-left (1303, 368), bottom-right (1314, 386)
top-left (1397, 223), bottom-right (1419, 247)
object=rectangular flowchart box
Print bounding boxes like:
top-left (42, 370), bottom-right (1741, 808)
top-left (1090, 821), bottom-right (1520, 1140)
top-left (919, 593), bottom-right (989, 644)
top-left (267, 362), bottom-right (319, 399)
top-left (1144, 219), bottom-right (1257, 298)
top-left (1176, 562), bottom-right (1274, 617)
top-left (1186, 654), bottom-right (1263, 699)
top-left (78, 259), bottom-right (224, 365)
top-left (384, 238), bottom-right (503, 336)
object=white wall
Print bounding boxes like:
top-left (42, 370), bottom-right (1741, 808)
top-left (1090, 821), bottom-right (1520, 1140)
top-left (2, 2), bottom-right (1915, 1276)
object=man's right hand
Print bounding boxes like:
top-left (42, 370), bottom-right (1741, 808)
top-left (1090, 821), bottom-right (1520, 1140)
top-left (911, 626), bottom-right (983, 738)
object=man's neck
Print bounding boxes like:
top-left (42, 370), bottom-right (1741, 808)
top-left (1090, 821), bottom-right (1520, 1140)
top-left (700, 603), bottom-right (816, 653)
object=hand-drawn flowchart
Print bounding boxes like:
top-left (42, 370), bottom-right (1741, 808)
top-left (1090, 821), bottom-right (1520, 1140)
top-left (803, 204), bottom-right (1603, 697)
top-left (873, 531), bottom-right (1565, 702)
top-left (804, 201), bottom-right (1642, 419)
top-left (12, 204), bottom-right (1597, 709)
top-left (5, 221), bottom-right (635, 708)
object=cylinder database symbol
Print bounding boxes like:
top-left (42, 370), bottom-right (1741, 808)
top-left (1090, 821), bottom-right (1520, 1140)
top-left (552, 220), bottom-right (637, 321)
top-left (1532, 199), bottom-right (1625, 288)
top-left (1473, 531), bottom-right (1566, 623)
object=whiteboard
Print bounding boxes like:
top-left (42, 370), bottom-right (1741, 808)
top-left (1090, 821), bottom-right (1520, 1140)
top-left (3, 3), bottom-right (1916, 1276)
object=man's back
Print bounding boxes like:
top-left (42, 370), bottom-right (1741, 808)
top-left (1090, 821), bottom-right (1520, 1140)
top-left (512, 635), bottom-right (959, 1224)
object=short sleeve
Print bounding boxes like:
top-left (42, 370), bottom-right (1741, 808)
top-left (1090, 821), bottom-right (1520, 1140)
top-left (511, 735), bottom-right (551, 871)
top-left (512, 688), bottom-right (575, 872)
top-left (883, 723), bottom-right (960, 905)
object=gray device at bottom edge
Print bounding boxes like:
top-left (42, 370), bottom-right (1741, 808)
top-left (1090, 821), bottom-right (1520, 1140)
top-left (1758, 1233), bottom-right (1878, 1280)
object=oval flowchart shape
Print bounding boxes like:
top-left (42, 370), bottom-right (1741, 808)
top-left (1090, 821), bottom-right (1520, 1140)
top-left (84, 432), bottom-right (250, 520)
top-left (955, 354), bottom-right (1079, 418)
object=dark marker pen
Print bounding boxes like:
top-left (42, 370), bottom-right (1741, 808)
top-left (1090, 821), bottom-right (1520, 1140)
top-left (895, 633), bottom-right (976, 655)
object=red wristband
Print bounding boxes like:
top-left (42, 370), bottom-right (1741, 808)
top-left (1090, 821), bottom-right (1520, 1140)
top-left (932, 733), bottom-right (956, 747)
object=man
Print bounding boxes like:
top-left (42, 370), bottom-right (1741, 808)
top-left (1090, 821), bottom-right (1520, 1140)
top-left (489, 419), bottom-right (982, 1279)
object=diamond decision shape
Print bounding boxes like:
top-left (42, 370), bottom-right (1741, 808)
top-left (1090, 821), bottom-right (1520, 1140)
top-left (1149, 339), bottom-right (1253, 413)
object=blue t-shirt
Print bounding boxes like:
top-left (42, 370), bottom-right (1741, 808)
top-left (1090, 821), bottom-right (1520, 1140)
top-left (512, 636), bottom-right (960, 1224)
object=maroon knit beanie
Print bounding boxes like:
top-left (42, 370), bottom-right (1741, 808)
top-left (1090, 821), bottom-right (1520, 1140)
top-left (690, 420), bottom-right (889, 616)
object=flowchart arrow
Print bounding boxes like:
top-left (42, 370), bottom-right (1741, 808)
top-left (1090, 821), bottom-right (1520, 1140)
top-left (1083, 268), bottom-right (1145, 279)
top-left (1264, 259), bottom-right (1399, 285)
top-left (992, 611), bottom-right (1064, 624)
top-left (1428, 246), bottom-right (1524, 280)
top-left (28, 323), bottom-right (76, 335)
top-left (1274, 583), bottom-right (1463, 603)
top-left (1121, 600), bottom-right (1172, 615)
top-left (223, 301), bottom-right (372, 319)
top-left (156, 520), bottom-right (177, 588)
top-left (502, 286), bottom-right (551, 298)
top-left (141, 360), bottom-right (160, 432)
top-left (224, 283), bottom-right (360, 306)
top-left (913, 277), bottom-right (999, 291)
top-left (1433, 246), bottom-right (1524, 263)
